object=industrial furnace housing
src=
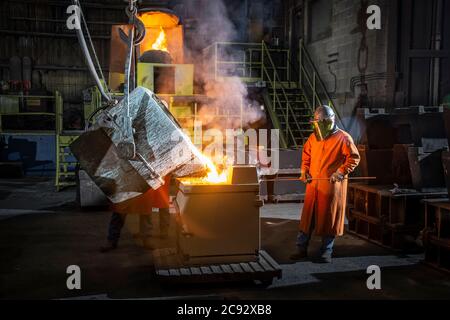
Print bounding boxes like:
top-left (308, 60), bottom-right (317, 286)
top-left (109, 8), bottom-right (187, 93)
top-left (105, 8), bottom-right (245, 140)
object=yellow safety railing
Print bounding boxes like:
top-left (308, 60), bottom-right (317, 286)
top-left (55, 91), bottom-right (79, 191)
top-left (204, 41), bottom-right (342, 147)
top-left (261, 41), bottom-right (304, 148)
top-left (203, 42), bottom-right (290, 82)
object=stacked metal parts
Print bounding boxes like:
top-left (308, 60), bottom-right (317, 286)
top-left (356, 106), bottom-right (448, 190)
top-left (443, 108), bottom-right (450, 198)
top-left (70, 86), bottom-right (206, 203)
top-left (347, 106), bottom-right (450, 251)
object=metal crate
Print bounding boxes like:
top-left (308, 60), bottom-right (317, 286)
top-left (423, 199), bottom-right (450, 273)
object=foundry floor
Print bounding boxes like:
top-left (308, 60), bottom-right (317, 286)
top-left (1, 177), bottom-right (449, 300)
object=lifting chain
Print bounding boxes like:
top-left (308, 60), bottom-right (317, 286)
top-left (114, 0), bottom-right (150, 159)
top-left (125, 0), bottom-right (146, 46)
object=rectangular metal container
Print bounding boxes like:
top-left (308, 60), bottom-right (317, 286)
top-left (357, 145), bottom-right (394, 185)
top-left (442, 151), bottom-right (450, 198)
top-left (408, 147), bottom-right (446, 190)
top-left (357, 107), bottom-right (446, 149)
top-left (392, 144), bottom-right (413, 187)
top-left (356, 109), bottom-right (396, 149)
top-left (76, 170), bottom-right (109, 208)
top-left (444, 108), bottom-right (450, 147)
top-left (175, 166), bottom-right (261, 265)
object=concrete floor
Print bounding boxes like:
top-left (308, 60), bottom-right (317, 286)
top-left (1, 177), bottom-right (450, 300)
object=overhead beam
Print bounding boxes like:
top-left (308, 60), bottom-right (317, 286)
top-left (0, 29), bottom-right (111, 40)
top-left (0, 63), bottom-right (110, 72)
top-left (5, 0), bottom-right (171, 10)
top-left (407, 50), bottom-right (450, 58)
top-left (5, 0), bottom-right (126, 10)
top-left (8, 16), bottom-right (126, 25)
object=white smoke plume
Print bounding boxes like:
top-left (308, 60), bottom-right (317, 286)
top-left (181, 0), bottom-right (266, 130)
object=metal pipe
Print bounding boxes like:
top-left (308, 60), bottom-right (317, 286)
top-left (0, 29), bottom-right (110, 39)
top-left (6, 0), bottom-right (130, 9)
top-left (124, 27), bottom-right (134, 117)
top-left (73, 5), bottom-right (111, 102)
top-left (9, 16), bottom-right (126, 25)
top-left (260, 177), bottom-right (377, 183)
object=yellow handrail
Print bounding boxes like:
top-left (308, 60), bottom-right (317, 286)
top-left (208, 40), bottom-right (342, 146)
top-left (261, 41), bottom-right (307, 147)
top-left (261, 66), bottom-right (297, 145)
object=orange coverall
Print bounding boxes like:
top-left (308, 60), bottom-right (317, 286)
top-left (111, 175), bottom-right (171, 214)
top-left (106, 176), bottom-right (171, 244)
top-left (299, 129), bottom-right (360, 236)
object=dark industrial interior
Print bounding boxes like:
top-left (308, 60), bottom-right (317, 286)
top-left (1, 0), bottom-right (450, 302)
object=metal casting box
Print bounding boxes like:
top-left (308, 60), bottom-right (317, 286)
top-left (408, 147), bottom-right (446, 190)
top-left (175, 166), bottom-right (261, 265)
top-left (77, 170), bottom-right (109, 208)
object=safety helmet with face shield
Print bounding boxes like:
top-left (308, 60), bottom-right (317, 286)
top-left (310, 105), bottom-right (338, 141)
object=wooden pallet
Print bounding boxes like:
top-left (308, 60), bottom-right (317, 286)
top-left (153, 248), bottom-right (282, 285)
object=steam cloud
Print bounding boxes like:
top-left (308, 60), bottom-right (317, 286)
top-left (181, 0), bottom-right (266, 130)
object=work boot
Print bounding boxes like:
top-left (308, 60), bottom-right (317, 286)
top-left (99, 241), bottom-right (117, 253)
top-left (290, 246), bottom-right (308, 260)
top-left (316, 249), bottom-right (332, 263)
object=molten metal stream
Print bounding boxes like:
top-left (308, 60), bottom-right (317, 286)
top-left (185, 147), bottom-right (229, 184)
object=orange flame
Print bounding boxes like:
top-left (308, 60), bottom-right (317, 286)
top-left (180, 148), bottom-right (230, 185)
top-left (197, 153), bottom-right (229, 184)
top-left (151, 26), bottom-right (168, 52)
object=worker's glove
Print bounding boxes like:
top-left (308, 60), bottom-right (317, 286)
top-left (300, 172), bottom-right (312, 184)
top-left (330, 171), bottom-right (345, 183)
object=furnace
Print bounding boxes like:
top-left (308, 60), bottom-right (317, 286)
top-left (175, 166), bottom-right (262, 265)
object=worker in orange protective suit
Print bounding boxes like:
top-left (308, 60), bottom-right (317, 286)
top-left (100, 175), bottom-right (171, 252)
top-left (291, 106), bottom-right (360, 263)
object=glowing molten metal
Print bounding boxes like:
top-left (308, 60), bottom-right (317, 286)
top-left (181, 147), bottom-right (230, 185)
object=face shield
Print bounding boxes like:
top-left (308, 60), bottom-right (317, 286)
top-left (311, 117), bottom-right (336, 141)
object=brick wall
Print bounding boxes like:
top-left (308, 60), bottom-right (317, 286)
top-left (304, 0), bottom-right (390, 123)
